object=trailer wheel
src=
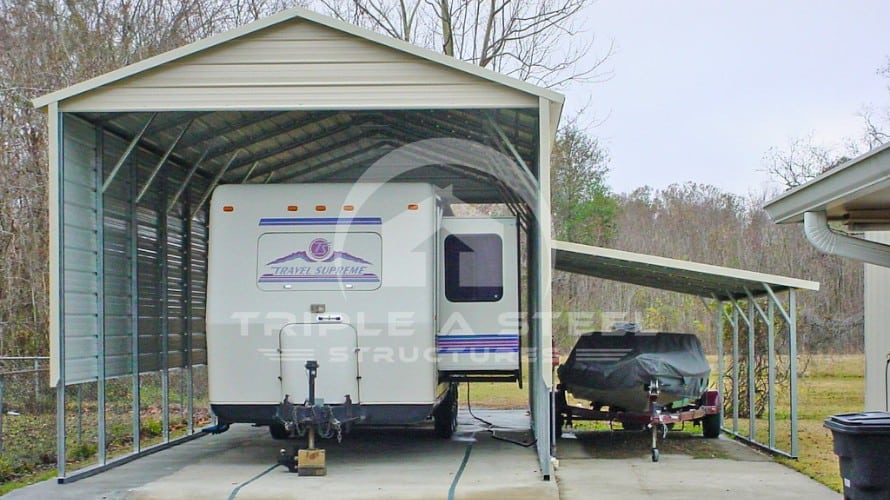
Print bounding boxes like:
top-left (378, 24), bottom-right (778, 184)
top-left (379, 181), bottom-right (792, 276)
top-left (702, 412), bottom-right (721, 439)
top-left (434, 383), bottom-right (458, 438)
top-left (269, 422), bottom-right (290, 440)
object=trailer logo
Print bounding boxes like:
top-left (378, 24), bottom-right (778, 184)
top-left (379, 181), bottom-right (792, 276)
top-left (259, 237), bottom-right (380, 284)
top-left (309, 238), bottom-right (332, 261)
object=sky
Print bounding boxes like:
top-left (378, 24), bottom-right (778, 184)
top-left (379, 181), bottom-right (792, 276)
top-left (564, 0), bottom-right (890, 196)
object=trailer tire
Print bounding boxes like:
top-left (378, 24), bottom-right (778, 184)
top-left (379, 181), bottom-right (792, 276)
top-left (702, 413), bottom-right (721, 439)
top-left (434, 383), bottom-right (458, 438)
top-left (269, 422), bottom-right (290, 440)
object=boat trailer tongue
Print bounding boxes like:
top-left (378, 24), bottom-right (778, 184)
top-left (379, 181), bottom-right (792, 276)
top-left (276, 360), bottom-right (363, 476)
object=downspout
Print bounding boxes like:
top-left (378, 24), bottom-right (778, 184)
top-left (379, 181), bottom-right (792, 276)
top-left (803, 211), bottom-right (890, 267)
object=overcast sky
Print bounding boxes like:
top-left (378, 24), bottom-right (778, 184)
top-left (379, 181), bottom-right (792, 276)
top-left (565, 0), bottom-right (890, 196)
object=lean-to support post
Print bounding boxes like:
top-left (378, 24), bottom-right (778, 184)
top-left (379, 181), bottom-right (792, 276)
top-left (789, 289), bottom-right (798, 457)
top-left (95, 128), bottom-right (107, 465)
top-left (731, 303), bottom-right (739, 433)
top-left (744, 288), bottom-right (775, 448)
top-left (746, 300), bottom-right (756, 440)
top-left (102, 113), bottom-right (156, 193)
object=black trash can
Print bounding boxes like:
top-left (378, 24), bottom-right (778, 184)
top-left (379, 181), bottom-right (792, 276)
top-left (824, 412), bottom-right (890, 499)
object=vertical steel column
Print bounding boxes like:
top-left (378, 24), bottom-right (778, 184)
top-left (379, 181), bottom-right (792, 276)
top-left (715, 301), bottom-right (724, 417)
top-left (95, 128), bottom-right (107, 465)
top-left (732, 305), bottom-right (739, 433)
top-left (789, 289), bottom-right (798, 457)
top-left (526, 223), bottom-right (537, 424)
top-left (747, 300), bottom-right (756, 441)
top-left (158, 176), bottom-right (170, 443)
top-left (183, 189), bottom-right (194, 435)
top-left (53, 104), bottom-right (68, 480)
top-left (0, 377), bottom-right (4, 452)
top-left (767, 297), bottom-right (776, 449)
top-left (129, 156), bottom-right (141, 453)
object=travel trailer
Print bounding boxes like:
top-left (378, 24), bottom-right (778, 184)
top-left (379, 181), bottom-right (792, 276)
top-left (206, 182), bottom-right (519, 439)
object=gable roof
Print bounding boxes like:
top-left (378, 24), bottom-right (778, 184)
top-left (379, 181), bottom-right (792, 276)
top-left (32, 6), bottom-right (564, 110)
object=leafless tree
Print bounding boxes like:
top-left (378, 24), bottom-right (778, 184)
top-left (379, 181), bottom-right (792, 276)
top-left (312, 0), bottom-right (614, 88)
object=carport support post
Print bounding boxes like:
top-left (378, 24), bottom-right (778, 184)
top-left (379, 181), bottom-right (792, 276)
top-left (95, 128), bottom-right (107, 465)
top-left (535, 96), bottom-right (554, 479)
top-left (50, 103), bottom-right (67, 480)
top-left (129, 158), bottom-right (141, 453)
top-left (158, 179), bottom-right (170, 443)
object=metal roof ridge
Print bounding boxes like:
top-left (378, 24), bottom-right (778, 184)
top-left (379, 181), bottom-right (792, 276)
top-left (32, 6), bottom-right (564, 109)
top-left (551, 239), bottom-right (820, 291)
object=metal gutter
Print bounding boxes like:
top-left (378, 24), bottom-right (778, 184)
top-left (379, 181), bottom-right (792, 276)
top-left (803, 211), bottom-right (890, 267)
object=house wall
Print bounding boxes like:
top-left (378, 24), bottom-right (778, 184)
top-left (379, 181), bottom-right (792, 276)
top-left (864, 231), bottom-right (890, 411)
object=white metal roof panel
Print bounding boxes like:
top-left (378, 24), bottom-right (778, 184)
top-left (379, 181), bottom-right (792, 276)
top-left (32, 7), bottom-right (563, 111)
top-left (552, 239), bottom-right (819, 301)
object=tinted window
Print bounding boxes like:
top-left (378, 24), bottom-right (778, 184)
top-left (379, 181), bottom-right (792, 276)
top-left (444, 234), bottom-right (503, 302)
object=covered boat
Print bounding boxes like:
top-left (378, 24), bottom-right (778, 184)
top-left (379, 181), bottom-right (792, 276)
top-left (557, 326), bottom-right (711, 412)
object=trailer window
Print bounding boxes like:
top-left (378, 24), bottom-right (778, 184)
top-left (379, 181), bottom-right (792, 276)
top-left (444, 234), bottom-right (503, 302)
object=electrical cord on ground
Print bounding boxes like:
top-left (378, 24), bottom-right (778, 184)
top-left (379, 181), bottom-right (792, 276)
top-left (228, 463), bottom-right (281, 499)
top-left (464, 383), bottom-right (536, 448)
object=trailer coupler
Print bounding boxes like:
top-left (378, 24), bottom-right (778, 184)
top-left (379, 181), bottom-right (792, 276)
top-left (275, 360), bottom-right (364, 475)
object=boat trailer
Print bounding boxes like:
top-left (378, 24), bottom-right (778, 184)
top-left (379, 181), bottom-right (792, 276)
top-left (555, 380), bottom-right (722, 462)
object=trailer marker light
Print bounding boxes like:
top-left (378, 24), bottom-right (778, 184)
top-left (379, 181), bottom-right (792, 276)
top-left (343, 205), bottom-right (354, 211)
top-left (407, 203), bottom-right (419, 210)
top-left (287, 205), bottom-right (298, 212)
top-left (223, 206), bottom-right (234, 212)
top-left (315, 205), bottom-right (327, 212)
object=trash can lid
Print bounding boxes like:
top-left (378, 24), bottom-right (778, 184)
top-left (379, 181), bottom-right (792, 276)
top-left (824, 412), bottom-right (890, 434)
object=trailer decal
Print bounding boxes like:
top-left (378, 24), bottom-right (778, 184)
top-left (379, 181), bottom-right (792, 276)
top-left (258, 236), bottom-right (380, 284)
top-left (436, 334), bottom-right (519, 353)
top-left (259, 217), bottom-right (382, 226)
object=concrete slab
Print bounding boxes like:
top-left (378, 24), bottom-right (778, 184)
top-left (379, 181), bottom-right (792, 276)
top-left (555, 430), bottom-right (839, 499)
top-left (4, 410), bottom-right (556, 500)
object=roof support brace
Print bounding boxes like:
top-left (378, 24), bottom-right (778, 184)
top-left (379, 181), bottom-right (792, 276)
top-left (191, 150), bottom-right (239, 219)
top-left (136, 119), bottom-right (194, 204)
top-left (166, 145), bottom-right (211, 214)
top-left (102, 113), bottom-right (157, 193)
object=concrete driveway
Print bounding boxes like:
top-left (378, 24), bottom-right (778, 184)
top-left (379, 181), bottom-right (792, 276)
top-left (4, 410), bottom-right (839, 499)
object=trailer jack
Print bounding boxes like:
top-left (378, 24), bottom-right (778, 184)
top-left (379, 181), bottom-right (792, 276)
top-left (276, 360), bottom-right (363, 476)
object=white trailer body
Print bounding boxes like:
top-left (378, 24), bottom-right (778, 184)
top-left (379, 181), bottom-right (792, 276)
top-left (206, 183), bottom-right (519, 430)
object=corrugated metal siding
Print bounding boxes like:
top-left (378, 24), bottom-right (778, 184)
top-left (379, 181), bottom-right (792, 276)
top-left (864, 231), bottom-right (890, 410)
top-left (61, 116), bottom-right (209, 384)
top-left (59, 20), bottom-right (536, 112)
top-left (62, 117), bottom-right (100, 383)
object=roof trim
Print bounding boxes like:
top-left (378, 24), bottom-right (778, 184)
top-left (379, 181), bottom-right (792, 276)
top-left (552, 239), bottom-right (819, 300)
top-left (764, 141), bottom-right (890, 224)
top-left (32, 6), bottom-right (564, 110)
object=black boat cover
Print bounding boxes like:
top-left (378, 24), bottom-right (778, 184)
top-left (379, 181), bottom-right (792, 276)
top-left (558, 331), bottom-right (711, 406)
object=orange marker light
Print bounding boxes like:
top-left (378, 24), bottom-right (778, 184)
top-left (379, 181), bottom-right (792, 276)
top-left (315, 205), bottom-right (327, 212)
top-left (343, 205), bottom-right (354, 211)
top-left (223, 206), bottom-right (234, 212)
top-left (407, 203), bottom-right (419, 210)
top-left (287, 205), bottom-right (298, 212)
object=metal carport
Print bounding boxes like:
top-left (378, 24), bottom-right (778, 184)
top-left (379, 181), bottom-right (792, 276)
top-left (551, 240), bottom-right (819, 457)
top-left (33, 7), bottom-right (561, 481)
